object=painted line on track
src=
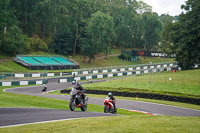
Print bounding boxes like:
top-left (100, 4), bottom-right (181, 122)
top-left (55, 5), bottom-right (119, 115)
top-left (0, 116), bottom-right (110, 128)
top-left (119, 108), bottom-right (162, 116)
top-left (3, 85), bottom-right (44, 92)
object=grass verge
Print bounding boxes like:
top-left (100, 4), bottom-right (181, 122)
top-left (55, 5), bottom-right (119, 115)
top-left (83, 69), bottom-right (200, 98)
top-left (0, 115), bottom-right (199, 133)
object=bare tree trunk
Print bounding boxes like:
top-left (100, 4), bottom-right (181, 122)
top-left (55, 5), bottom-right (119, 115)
top-left (73, 23), bottom-right (79, 56)
top-left (144, 40), bottom-right (147, 50)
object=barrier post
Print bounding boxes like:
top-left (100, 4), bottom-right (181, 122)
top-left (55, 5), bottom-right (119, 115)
top-left (165, 77), bottom-right (166, 84)
top-left (2, 72), bottom-right (3, 82)
top-left (11, 72), bottom-right (13, 82)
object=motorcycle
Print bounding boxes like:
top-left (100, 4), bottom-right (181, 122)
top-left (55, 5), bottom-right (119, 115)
top-left (69, 87), bottom-right (88, 111)
top-left (103, 97), bottom-right (117, 114)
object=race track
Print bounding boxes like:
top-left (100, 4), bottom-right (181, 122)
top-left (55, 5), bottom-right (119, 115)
top-left (0, 107), bottom-right (115, 128)
top-left (1, 79), bottom-right (200, 127)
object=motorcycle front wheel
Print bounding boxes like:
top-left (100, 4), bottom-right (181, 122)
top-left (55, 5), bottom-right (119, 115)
top-left (81, 103), bottom-right (87, 111)
top-left (69, 98), bottom-right (76, 111)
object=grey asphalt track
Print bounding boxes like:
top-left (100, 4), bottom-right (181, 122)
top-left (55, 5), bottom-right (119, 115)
top-left (1, 78), bottom-right (200, 127)
top-left (0, 107), bottom-right (115, 127)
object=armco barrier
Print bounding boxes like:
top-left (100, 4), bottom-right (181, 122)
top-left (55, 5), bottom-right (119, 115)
top-left (61, 89), bottom-right (200, 105)
top-left (58, 65), bottom-right (174, 83)
top-left (0, 62), bottom-right (177, 79)
top-left (0, 79), bottom-right (48, 86)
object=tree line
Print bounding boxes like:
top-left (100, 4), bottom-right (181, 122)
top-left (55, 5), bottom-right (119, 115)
top-left (0, 0), bottom-right (198, 69)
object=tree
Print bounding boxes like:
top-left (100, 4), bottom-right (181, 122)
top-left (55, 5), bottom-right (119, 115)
top-left (3, 25), bottom-right (26, 55)
top-left (162, 0), bottom-right (200, 69)
top-left (87, 11), bottom-right (115, 59)
top-left (142, 12), bottom-right (162, 50)
top-left (51, 28), bottom-right (74, 55)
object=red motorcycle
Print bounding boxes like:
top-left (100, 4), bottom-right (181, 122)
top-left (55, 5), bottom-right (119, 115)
top-left (103, 97), bottom-right (117, 114)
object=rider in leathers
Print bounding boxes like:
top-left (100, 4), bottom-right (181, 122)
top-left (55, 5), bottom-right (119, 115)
top-left (107, 92), bottom-right (116, 110)
top-left (74, 82), bottom-right (86, 101)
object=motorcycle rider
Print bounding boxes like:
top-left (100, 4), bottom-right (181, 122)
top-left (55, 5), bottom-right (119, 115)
top-left (107, 92), bottom-right (116, 110)
top-left (74, 82), bottom-right (86, 102)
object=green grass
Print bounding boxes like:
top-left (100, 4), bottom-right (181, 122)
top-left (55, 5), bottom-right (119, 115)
top-left (0, 115), bottom-right (199, 133)
top-left (83, 69), bottom-right (200, 98)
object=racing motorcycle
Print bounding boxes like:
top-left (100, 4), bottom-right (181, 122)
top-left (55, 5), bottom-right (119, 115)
top-left (103, 97), bottom-right (117, 114)
top-left (69, 87), bottom-right (88, 111)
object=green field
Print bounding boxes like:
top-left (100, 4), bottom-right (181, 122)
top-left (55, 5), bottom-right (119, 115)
top-left (83, 69), bottom-right (200, 98)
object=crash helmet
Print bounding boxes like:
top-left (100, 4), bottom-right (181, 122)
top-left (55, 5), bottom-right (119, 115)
top-left (108, 92), bottom-right (112, 97)
top-left (75, 82), bottom-right (80, 88)
top-left (72, 80), bottom-right (76, 85)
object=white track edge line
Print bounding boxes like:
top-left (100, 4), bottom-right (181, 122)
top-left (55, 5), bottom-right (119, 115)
top-left (0, 116), bottom-right (109, 128)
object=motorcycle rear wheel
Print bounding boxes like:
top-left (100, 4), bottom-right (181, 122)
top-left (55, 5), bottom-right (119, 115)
top-left (104, 105), bottom-right (109, 113)
top-left (113, 107), bottom-right (117, 114)
top-left (69, 98), bottom-right (76, 111)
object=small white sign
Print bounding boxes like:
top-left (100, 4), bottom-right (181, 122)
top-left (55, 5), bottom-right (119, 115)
top-left (169, 77), bottom-right (172, 80)
top-left (136, 71), bottom-right (140, 75)
top-left (143, 66), bottom-right (147, 69)
top-left (150, 66), bottom-right (154, 69)
top-left (47, 73), bottom-right (54, 77)
top-left (83, 71), bottom-right (88, 74)
top-left (15, 74), bottom-right (24, 77)
top-left (144, 70), bottom-right (148, 73)
top-left (93, 70), bottom-right (98, 74)
top-left (97, 75), bottom-right (103, 78)
top-left (128, 68), bottom-right (133, 71)
top-left (136, 67), bottom-right (140, 70)
top-left (118, 73), bottom-right (123, 76)
top-left (108, 74), bottom-right (113, 77)
top-left (32, 74), bottom-right (40, 77)
top-left (127, 72), bottom-right (132, 75)
top-left (74, 77), bottom-right (81, 81)
top-left (112, 69), bottom-right (117, 72)
top-left (120, 68), bottom-right (125, 71)
top-left (167, 68), bottom-right (171, 71)
top-left (36, 81), bottom-right (43, 84)
top-left (103, 70), bottom-right (108, 73)
top-left (86, 76), bottom-right (92, 80)
top-left (2, 82), bottom-right (12, 86)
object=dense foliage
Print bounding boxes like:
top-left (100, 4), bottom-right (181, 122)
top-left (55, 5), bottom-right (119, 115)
top-left (162, 0), bottom-right (200, 69)
top-left (2, 0), bottom-right (198, 69)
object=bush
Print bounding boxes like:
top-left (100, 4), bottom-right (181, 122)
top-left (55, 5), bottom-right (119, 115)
top-left (31, 35), bottom-right (48, 51)
top-left (118, 53), bottom-right (132, 61)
